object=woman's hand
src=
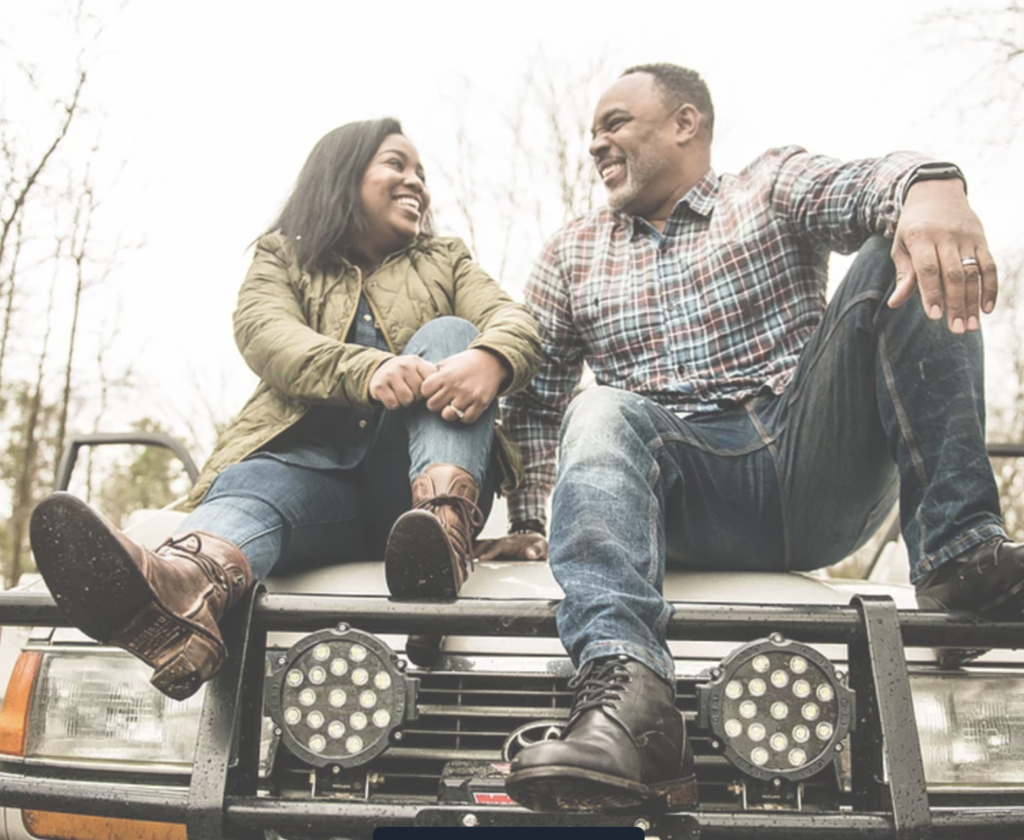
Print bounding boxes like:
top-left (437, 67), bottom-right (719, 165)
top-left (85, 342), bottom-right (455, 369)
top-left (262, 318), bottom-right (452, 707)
top-left (369, 356), bottom-right (438, 410)
top-left (422, 348), bottom-right (510, 424)
top-left (475, 533), bottom-right (549, 562)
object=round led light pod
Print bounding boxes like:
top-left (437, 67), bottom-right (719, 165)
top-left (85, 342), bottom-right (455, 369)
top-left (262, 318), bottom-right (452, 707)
top-left (696, 635), bottom-right (856, 782)
top-left (269, 625), bottom-right (413, 769)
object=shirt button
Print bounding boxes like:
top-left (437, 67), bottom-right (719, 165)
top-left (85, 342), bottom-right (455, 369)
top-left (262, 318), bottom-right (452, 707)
top-left (362, 313), bottom-right (372, 322)
top-left (358, 419), bottom-right (368, 429)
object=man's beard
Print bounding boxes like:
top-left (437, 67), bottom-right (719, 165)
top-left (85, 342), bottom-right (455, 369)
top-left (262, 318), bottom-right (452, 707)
top-left (607, 149), bottom-right (662, 213)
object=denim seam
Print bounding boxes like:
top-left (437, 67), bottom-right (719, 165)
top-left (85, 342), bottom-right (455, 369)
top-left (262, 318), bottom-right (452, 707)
top-left (656, 430), bottom-right (766, 458)
top-left (913, 522), bottom-right (1005, 582)
top-left (878, 330), bottom-right (929, 488)
top-left (878, 328), bottom-right (933, 565)
top-left (647, 455), bottom-right (662, 587)
top-left (745, 401), bottom-right (791, 569)
top-left (785, 289), bottom-right (884, 407)
top-left (236, 525), bottom-right (283, 550)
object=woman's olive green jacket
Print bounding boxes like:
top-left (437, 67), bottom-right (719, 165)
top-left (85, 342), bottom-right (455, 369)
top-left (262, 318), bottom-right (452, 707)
top-left (182, 232), bottom-right (540, 510)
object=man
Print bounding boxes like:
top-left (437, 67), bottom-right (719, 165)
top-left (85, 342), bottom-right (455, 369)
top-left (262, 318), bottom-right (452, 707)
top-left (477, 63), bottom-right (1023, 812)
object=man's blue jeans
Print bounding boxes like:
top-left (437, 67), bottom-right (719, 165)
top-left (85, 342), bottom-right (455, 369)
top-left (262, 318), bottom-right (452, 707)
top-left (550, 236), bottom-right (1006, 683)
top-left (177, 317), bottom-right (498, 580)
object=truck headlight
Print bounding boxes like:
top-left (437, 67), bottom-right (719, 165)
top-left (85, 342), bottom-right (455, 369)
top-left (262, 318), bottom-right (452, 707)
top-left (697, 635), bottom-right (855, 781)
top-left (912, 673), bottom-right (1024, 790)
top-left (267, 625), bottom-right (417, 769)
top-left (24, 651), bottom-right (203, 769)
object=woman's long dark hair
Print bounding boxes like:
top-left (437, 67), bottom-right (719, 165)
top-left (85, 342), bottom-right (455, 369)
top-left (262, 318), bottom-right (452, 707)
top-left (265, 118), bottom-right (432, 273)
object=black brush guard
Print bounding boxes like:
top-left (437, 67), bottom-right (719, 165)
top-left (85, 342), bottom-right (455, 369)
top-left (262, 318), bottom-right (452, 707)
top-left (0, 591), bottom-right (1022, 840)
top-left (0, 433), bottom-right (1022, 840)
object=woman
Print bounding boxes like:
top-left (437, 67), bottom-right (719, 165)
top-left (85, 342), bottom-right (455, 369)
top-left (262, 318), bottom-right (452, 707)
top-left (28, 118), bottom-right (540, 701)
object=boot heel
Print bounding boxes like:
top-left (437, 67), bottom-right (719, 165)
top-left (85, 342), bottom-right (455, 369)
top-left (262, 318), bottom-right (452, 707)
top-left (111, 603), bottom-right (225, 699)
top-left (149, 633), bottom-right (224, 700)
top-left (113, 605), bottom-right (190, 662)
top-left (652, 774), bottom-right (699, 809)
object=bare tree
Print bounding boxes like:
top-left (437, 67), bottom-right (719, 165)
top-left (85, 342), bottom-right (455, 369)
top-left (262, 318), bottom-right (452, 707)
top-left (0, 6), bottom-right (137, 586)
top-left (926, 3), bottom-right (1024, 143)
top-left (431, 50), bottom-right (614, 297)
top-left (3, 258), bottom-right (61, 587)
top-left (0, 70), bottom-right (86, 397)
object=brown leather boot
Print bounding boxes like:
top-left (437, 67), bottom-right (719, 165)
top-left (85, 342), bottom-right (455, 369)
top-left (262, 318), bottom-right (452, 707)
top-left (29, 492), bottom-right (252, 700)
top-left (385, 463), bottom-right (484, 599)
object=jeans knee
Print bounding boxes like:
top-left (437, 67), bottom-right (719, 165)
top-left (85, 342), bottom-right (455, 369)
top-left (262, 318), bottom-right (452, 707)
top-left (406, 317), bottom-right (478, 358)
top-left (560, 387), bottom-right (652, 463)
top-left (851, 236), bottom-right (897, 293)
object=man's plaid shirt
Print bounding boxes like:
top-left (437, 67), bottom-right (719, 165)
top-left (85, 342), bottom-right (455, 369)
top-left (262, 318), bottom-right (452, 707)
top-left (503, 145), bottom-right (944, 527)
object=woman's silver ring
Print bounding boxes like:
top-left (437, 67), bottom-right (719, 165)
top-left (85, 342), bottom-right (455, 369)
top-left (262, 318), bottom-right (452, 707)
top-left (449, 402), bottom-right (466, 420)
top-left (961, 256), bottom-right (980, 269)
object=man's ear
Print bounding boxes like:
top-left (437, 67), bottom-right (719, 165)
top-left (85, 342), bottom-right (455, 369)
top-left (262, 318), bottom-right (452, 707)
top-left (674, 103), bottom-right (702, 145)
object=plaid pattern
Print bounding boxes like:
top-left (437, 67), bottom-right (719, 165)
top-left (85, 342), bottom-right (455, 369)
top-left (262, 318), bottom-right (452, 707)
top-left (504, 145), bottom-right (941, 526)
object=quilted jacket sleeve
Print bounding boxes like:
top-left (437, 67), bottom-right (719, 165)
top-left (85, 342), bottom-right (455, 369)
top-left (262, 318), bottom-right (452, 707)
top-left (443, 238), bottom-right (541, 396)
top-left (232, 233), bottom-right (390, 407)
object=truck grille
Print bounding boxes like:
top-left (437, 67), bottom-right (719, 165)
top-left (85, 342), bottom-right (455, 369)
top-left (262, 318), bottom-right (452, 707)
top-left (271, 662), bottom-right (839, 805)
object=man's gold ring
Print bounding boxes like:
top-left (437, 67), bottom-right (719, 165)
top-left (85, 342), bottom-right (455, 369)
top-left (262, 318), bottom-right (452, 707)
top-left (961, 256), bottom-right (980, 269)
top-left (449, 402), bottom-right (466, 420)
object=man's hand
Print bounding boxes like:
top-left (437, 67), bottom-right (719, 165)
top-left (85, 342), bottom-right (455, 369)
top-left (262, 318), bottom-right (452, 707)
top-left (475, 533), bottom-right (549, 562)
top-left (888, 179), bottom-right (998, 333)
top-left (422, 348), bottom-right (509, 424)
top-left (369, 356), bottom-right (438, 410)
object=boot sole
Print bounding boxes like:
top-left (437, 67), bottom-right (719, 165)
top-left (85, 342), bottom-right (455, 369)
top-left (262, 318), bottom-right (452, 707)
top-left (29, 493), bottom-right (219, 700)
top-left (385, 511), bottom-right (459, 600)
top-left (505, 765), bottom-right (699, 813)
top-left (917, 590), bottom-right (1024, 669)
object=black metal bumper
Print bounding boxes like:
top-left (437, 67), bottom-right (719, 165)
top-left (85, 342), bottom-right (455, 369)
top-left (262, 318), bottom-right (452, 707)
top-left (0, 590), bottom-right (1022, 840)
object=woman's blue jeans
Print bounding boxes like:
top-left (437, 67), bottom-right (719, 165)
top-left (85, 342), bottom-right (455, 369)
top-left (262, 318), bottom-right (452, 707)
top-left (177, 317), bottom-right (498, 580)
top-left (550, 236), bottom-right (1005, 682)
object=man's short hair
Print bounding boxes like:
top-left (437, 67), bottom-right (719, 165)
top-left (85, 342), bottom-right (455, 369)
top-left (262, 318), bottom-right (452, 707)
top-left (621, 63), bottom-right (715, 140)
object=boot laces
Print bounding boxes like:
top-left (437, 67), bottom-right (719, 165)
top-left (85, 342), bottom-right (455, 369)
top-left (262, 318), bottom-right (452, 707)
top-left (160, 534), bottom-right (230, 593)
top-left (567, 657), bottom-right (632, 719)
top-left (413, 494), bottom-right (485, 558)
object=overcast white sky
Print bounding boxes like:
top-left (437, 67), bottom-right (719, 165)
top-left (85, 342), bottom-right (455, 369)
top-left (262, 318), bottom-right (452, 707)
top-left (4, 0), bottom-right (1022, 459)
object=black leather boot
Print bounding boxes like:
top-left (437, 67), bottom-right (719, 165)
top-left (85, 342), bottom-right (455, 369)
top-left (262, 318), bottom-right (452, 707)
top-left (505, 656), bottom-right (698, 812)
top-left (916, 538), bottom-right (1024, 667)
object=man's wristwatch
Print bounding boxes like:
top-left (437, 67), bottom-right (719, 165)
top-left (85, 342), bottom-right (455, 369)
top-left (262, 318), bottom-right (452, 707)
top-left (901, 163), bottom-right (966, 202)
top-left (510, 519), bottom-right (546, 537)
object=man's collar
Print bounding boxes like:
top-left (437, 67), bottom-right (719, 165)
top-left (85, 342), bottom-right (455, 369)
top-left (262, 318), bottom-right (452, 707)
top-left (679, 167), bottom-right (719, 218)
top-left (614, 168), bottom-right (719, 237)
